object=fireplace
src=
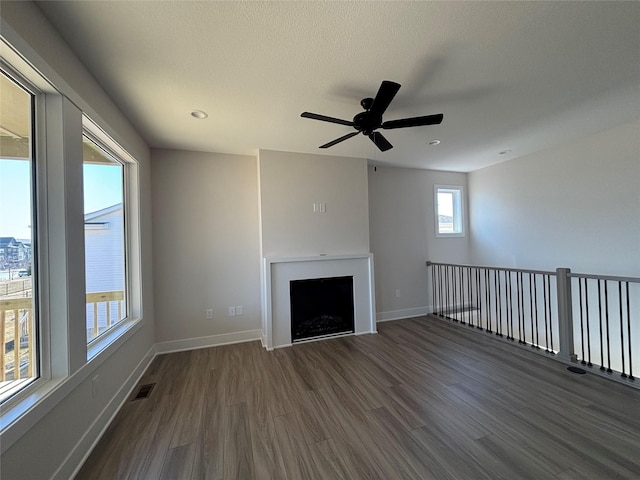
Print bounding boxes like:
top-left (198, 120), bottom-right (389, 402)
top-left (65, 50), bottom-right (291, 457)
top-left (290, 276), bottom-right (354, 342)
top-left (261, 253), bottom-right (376, 349)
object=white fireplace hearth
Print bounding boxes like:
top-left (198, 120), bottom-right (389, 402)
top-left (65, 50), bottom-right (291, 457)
top-left (261, 254), bottom-right (376, 349)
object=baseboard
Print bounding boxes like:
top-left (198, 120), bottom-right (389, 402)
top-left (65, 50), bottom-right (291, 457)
top-left (376, 306), bottom-right (432, 323)
top-left (56, 344), bottom-right (157, 480)
top-left (155, 329), bottom-right (263, 354)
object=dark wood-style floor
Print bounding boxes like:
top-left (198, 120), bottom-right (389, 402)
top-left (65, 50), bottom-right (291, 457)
top-left (76, 316), bottom-right (640, 479)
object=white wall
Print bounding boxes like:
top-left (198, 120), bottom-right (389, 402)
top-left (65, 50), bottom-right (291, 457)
top-left (368, 165), bottom-right (469, 320)
top-left (468, 120), bottom-right (640, 277)
top-left (151, 149), bottom-right (262, 346)
top-left (258, 150), bottom-right (370, 258)
top-left (0, 3), bottom-right (154, 479)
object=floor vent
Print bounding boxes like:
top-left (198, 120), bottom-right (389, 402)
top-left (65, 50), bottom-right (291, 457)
top-left (133, 383), bottom-right (155, 400)
top-left (567, 366), bottom-right (587, 375)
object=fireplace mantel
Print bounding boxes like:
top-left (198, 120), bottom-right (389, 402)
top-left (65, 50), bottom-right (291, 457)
top-left (261, 254), bottom-right (376, 349)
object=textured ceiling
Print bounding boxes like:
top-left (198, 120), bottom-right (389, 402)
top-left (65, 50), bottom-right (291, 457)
top-left (35, 1), bottom-right (640, 172)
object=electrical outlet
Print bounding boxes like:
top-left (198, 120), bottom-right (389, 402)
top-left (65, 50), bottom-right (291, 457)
top-left (228, 306), bottom-right (236, 317)
top-left (236, 306), bottom-right (243, 315)
top-left (206, 308), bottom-right (213, 319)
top-left (396, 289), bottom-right (401, 297)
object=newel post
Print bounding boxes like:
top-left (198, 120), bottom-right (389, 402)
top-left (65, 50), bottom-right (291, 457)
top-left (556, 268), bottom-right (577, 363)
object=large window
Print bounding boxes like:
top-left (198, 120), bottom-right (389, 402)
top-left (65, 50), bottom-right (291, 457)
top-left (0, 69), bottom-right (38, 402)
top-left (83, 133), bottom-right (128, 344)
top-left (435, 185), bottom-right (464, 237)
top-left (1, 36), bottom-right (142, 451)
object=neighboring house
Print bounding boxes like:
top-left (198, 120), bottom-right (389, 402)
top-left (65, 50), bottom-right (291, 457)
top-left (84, 203), bottom-right (125, 332)
top-left (84, 203), bottom-right (124, 294)
top-left (0, 236), bottom-right (31, 268)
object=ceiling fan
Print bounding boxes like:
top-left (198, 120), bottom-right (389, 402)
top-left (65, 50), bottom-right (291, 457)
top-left (301, 80), bottom-right (443, 152)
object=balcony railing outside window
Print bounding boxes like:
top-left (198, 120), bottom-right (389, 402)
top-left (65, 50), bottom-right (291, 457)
top-left (0, 290), bottom-right (124, 385)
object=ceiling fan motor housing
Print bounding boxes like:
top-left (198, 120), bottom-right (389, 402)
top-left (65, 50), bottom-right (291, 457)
top-left (353, 109), bottom-right (382, 135)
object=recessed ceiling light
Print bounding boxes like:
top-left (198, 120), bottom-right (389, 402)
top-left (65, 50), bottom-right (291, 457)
top-left (499, 149), bottom-right (512, 155)
top-left (427, 140), bottom-right (441, 146)
top-left (191, 110), bottom-right (208, 119)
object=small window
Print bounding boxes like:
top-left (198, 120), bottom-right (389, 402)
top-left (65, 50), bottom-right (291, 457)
top-left (83, 134), bottom-right (127, 343)
top-left (435, 185), bottom-right (464, 237)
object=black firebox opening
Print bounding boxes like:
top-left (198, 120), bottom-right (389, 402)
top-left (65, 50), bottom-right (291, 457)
top-left (290, 276), bottom-right (355, 342)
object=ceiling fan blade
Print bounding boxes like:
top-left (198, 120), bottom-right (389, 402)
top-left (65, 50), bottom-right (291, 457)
top-left (368, 131), bottom-right (393, 152)
top-left (368, 81), bottom-right (401, 116)
top-left (381, 113), bottom-right (444, 129)
top-left (301, 112), bottom-right (354, 126)
top-left (319, 131), bottom-right (360, 148)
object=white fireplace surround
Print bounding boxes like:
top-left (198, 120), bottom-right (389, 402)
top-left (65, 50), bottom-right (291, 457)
top-left (262, 253), bottom-right (376, 349)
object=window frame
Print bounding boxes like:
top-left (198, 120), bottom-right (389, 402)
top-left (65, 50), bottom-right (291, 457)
top-left (0, 55), bottom-right (65, 436)
top-left (434, 184), bottom-right (465, 238)
top-left (0, 61), bottom-right (48, 406)
top-left (82, 132), bottom-right (129, 344)
top-left (82, 116), bottom-right (142, 360)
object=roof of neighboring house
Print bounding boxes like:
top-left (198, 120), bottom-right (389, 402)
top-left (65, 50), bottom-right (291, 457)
top-left (84, 203), bottom-right (123, 222)
top-left (0, 237), bottom-right (19, 248)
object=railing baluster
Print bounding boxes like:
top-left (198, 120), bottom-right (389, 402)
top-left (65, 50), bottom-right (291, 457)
top-left (533, 274), bottom-right (540, 349)
top-left (93, 303), bottom-right (99, 338)
top-left (543, 275), bottom-right (550, 352)
top-left (459, 267), bottom-right (466, 325)
top-left (454, 266), bottom-right (459, 322)
top-left (507, 271), bottom-right (513, 340)
top-left (503, 271), bottom-right (508, 338)
top-left (525, 273), bottom-right (536, 347)
top-left (445, 265), bottom-right (450, 316)
top-left (485, 269), bottom-right (491, 333)
top-left (433, 264), bottom-right (437, 316)
top-left (618, 281), bottom-right (627, 378)
top-left (585, 278), bottom-right (592, 367)
top-left (548, 275), bottom-right (555, 354)
top-left (26, 309), bottom-right (33, 378)
top-left (496, 269), bottom-right (500, 335)
top-left (465, 267), bottom-right (469, 324)
top-left (604, 281), bottom-right (612, 372)
top-left (438, 264), bottom-right (443, 316)
top-left (13, 309), bottom-right (20, 380)
top-left (438, 264), bottom-right (442, 316)
top-left (467, 267), bottom-right (473, 327)
top-left (518, 272), bottom-right (524, 344)
top-left (450, 264), bottom-right (455, 317)
top-left (476, 268), bottom-right (482, 329)
top-left (626, 282), bottom-right (634, 381)
top-left (458, 266), bottom-right (463, 322)
top-left (598, 279), bottom-right (605, 371)
top-left (1, 310), bottom-right (5, 381)
top-left (579, 278), bottom-right (586, 364)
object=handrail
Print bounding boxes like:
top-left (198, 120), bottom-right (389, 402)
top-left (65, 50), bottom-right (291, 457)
top-left (0, 297), bottom-right (32, 310)
top-left (426, 261), bottom-right (556, 276)
top-left (568, 272), bottom-right (640, 283)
